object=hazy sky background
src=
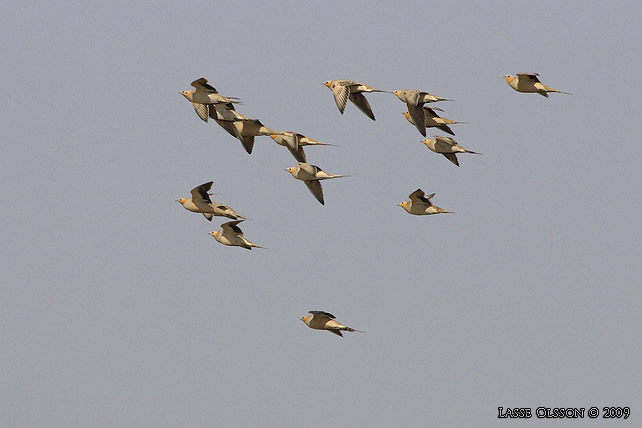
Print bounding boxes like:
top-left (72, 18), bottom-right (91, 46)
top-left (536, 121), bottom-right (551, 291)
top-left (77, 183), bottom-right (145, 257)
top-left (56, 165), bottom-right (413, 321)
top-left (2, 1), bottom-right (641, 427)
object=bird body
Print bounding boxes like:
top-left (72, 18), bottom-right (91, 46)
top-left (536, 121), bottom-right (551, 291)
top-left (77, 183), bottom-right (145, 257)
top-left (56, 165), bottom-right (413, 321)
top-left (180, 77), bottom-right (241, 106)
top-left (323, 79), bottom-right (387, 120)
top-left (403, 107), bottom-right (463, 136)
top-left (301, 311), bottom-right (364, 337)
top-left (177, 181), bottom-right (245, 220)
top-left (180, 78), bottom-right (244, 123)
top-left (213, 114), bottom-right (283, 154)
top-left (504, 73), bottom-right (570, 97)
top-left (209, 220), bottom-right (262, 250)
top-left (285, 162), bottom-right (345, 205)
top-left (269, 132), bottom-right (332, 163)
top-left (422, 135), bottom-right (480, 167)
top-left (399, 188), bottom-right (452, 215)
top-left (394, 89), bottom-right (449, 105)
top-left (209, 102), bottom-right (252, 122)
top-left (394, 89), bottom-right (451, 136)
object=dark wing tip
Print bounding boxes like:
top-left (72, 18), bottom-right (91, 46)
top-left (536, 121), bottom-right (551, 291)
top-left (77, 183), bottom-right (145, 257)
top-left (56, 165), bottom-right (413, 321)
top-left (309, 311), bottom-right (335, 318)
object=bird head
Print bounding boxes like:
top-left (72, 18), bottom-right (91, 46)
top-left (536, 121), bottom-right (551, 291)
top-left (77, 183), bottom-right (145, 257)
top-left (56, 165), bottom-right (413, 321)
top-left (322, 81), bottom-right (332, 88)
top-left (209, 231), bottom-right (219, 238)
top-left (179, 90), bottom-right (194, 101)
top-left (399, 201), bottom-right (409, 209)
top-left (504, 75), bottom-right (514, 83)
top-left (176, 198), bottom-right (187, 205)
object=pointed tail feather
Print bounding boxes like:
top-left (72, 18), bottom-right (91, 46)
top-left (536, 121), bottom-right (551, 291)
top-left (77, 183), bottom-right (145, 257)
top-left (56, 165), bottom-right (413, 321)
top-left (544, 86), bottom-right (571, 95)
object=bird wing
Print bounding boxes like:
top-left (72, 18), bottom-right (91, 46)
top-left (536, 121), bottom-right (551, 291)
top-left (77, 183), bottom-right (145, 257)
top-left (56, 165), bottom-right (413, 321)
top-left (330, 82), bottom-right (350, 114)
top-left (517, 73), bottom-right (541, 83)
top-left (191, 102), bottom-right (210, 122)
top-left (422, 106), bottom-right (443, 118)
top-left (442, 153), bottom-right (460, 166)
top-left (215, 119), bottom-right (242, 139)
top-left (288, 146), bottom-right (307, 163)
top-left (191, 182), bottom-right (213, 203)
top-left (239, 135), bottom-right (255, 154)
top-left (210, 102), bottom-right (243, 121)
top-left (349, 92), bottom-right (375, 120)
top-left (304, 180), bottom-right (324, 205)
top-left (191, 77), bottom-right (218, 92)
top-left (280, 132), bottom-right (299, 150)
top-left (297, 162), bottom-right (321, 177)
top-left (221, 220), bottom-right (245, 236)
top-left (309, 311), bottom-right (335, 319)
top-left (407, 104), bottom-right (427, 136)
top-left (436, 124), bottom-right (456, 136)
top-left (327, 329), bottom-right (344, 337)
top-left (405, 90), bottom-right (422, 105)
top-left (409, 188), bottom-right (434, 205)
top-left (434, 135), bottom-right (456, 148)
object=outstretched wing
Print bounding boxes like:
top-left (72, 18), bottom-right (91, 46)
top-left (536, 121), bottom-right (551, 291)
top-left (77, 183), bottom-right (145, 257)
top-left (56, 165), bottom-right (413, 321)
top-left (330, 82), bottom-right (350, 114)
top-left (191, 181), bottom-right (213, 203)
top-left (349, 92), bottom-right (375, 120)
top-left (191, 102), bottom-right (209, 122)
top-left (191, 77), bottom-right (218, 92)
top-left (304, 180), bottom-right (324, 205)
top-left (409, 188), bottom-right (434, 205)
top-left (407, 104), bottom-right (426, 136)
top-left (309, 311), bottom-right (335, 319)
top-left (221, 220), bottom-right (245, 236)
top-left (517, 73), bottom-right (541, 83)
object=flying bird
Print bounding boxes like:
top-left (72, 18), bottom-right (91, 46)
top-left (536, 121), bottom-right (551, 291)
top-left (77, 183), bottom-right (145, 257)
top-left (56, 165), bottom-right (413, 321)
top-left (213, 114), bottom-right (284, 155)
top-left (399, 189), bottom-right (453, 215)
top-left (177, 181), bottom-right (245, 221)
top-left (393, 89), bottom-right (451, 136)
top-left (403, 106), bottom-right (465, 136)
top-left (504, 73), bottom-right (570, 97)
top-left (209, 220), bottom-right (263, 250)
top-left (285, 162), bottom-right (345, 205)
top-left (323, 79), bottom-right (388, 120)
top-left (301, 311), bottom-right (364, 337)
top-left (269, 132), bottom-right (333, 163)
top-left (180, 77), bottom-right (241, 121)
top-left (421, 135), bottom-right (481, 167)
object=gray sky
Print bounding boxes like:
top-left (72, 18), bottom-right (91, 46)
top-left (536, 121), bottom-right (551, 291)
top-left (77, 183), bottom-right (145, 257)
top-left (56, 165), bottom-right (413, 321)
top-left (2, 1), bottom-right (641, 427)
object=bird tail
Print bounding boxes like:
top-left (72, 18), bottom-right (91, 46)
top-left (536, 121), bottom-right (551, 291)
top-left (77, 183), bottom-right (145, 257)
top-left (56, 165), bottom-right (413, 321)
top-left (325, 173), bottom-right (349, 179)
top-left (344, 327), bottom-right (366, 333)
top-left (465, 150), bottom-right (482, 155)
top-left (544, 86), bottom-right (572, 95)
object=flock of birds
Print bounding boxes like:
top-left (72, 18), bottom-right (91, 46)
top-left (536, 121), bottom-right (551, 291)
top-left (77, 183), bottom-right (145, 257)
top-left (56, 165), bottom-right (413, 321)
top-left (176, 73), bottom-right (569, 336)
